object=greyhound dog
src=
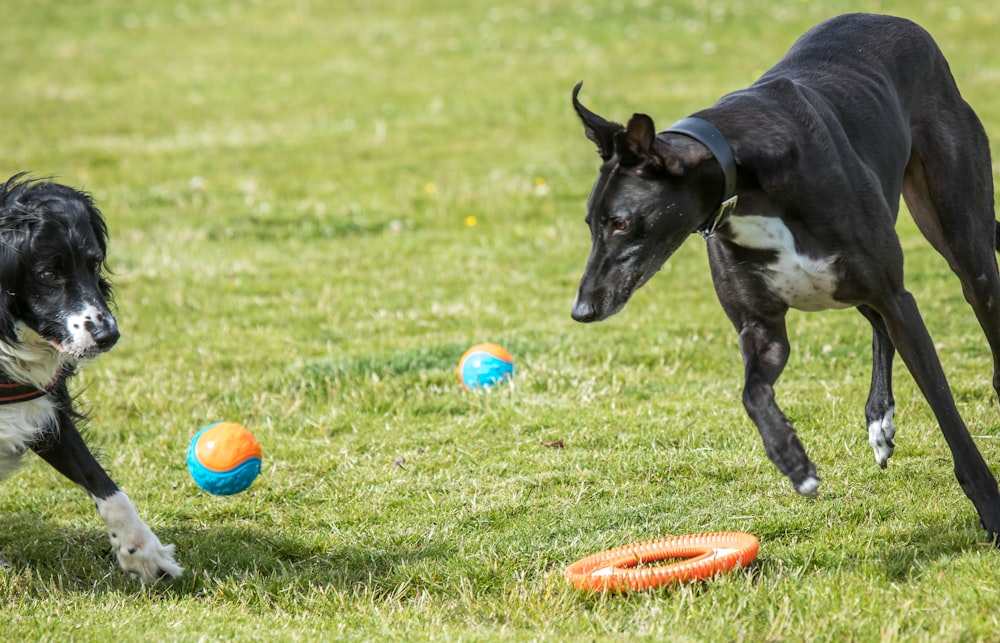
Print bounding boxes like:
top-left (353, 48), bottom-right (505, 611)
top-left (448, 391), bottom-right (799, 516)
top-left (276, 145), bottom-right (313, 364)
top-left (570, 13), bottom-right (1000, 542)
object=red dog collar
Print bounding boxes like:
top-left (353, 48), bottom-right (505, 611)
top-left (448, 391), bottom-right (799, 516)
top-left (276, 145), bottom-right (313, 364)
top-left (0, 370), bottom-right (64, 404)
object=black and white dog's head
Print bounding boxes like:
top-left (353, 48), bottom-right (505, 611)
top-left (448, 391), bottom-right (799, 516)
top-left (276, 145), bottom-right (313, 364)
top-left (0, 174), bottom-right (119, 374)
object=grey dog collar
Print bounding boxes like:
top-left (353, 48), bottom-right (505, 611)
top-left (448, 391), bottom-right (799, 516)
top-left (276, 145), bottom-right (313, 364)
top-left (663, 117), bottom-right (739, 239)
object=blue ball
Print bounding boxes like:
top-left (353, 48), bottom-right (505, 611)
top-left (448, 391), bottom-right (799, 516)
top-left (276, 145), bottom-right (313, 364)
top-left (186, 422), bottom-right (262, 496)
top-left (458, 342), bottom-right (515, 389)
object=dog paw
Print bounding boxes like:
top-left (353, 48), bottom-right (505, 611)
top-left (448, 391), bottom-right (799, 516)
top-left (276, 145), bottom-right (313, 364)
top-left (111, 524), bottom-right (184, 584)
top-left (976, 503), bottom-right (1000, 547)
top-left (94, 491), bottom-right (183, 584)
top-left (868, 406), bottom-right (896, 468)
top-left (795, 475), bottom-right (820, 497)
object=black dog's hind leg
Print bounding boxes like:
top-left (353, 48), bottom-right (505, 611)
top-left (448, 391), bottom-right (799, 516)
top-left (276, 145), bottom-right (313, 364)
top-left (738, 317), bottom-right (820, 495)
top-left (858, 305), bottom-right (896, 468)
top-left (30, 391), bottom-right (183, 582)
top-left (875, 290), bottom-right (1000, 541)
top-left (904, 106), bottom-right (1000, 403)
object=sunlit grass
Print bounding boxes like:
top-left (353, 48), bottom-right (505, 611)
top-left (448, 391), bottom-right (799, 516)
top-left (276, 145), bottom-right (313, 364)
top-left (1, 0), bottom-right (999, 640)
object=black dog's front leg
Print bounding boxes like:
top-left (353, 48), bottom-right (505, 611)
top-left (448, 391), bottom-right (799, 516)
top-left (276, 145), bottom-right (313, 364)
top-left (739, 319), bottom-right (820, 495)
top-left (30, 402), bottom-right (183, 583)
top-left (858, 305), bottom-right (897, 468)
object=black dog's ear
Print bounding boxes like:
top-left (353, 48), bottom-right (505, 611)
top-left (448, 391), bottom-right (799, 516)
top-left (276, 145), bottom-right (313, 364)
top-left (617, 113), bottom-right (656, 159)
top-left (572, 81), bottom-right (623, 161)
top-left (614, 113), bottom-right (680, 177)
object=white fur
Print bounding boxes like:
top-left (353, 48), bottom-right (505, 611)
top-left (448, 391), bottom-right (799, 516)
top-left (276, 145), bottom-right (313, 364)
top-left (0, 325), bottom-right (68, 479)
top-left (868, 406), bottom-right (897, 468)
top-left (727, 215), bottom-right (852, 311)
top-left (62, 303), bottom-right (114, 357)
top-left (93, 491), bottom-right (183, 584)
top-left (0, 396), bottom-right (56, 480)
top-left (797, 475), bottom-right (820, 496)
top-left (0, 323), bottom-right (72, 389)
top-left (0, 324), bottom-right (181, 583)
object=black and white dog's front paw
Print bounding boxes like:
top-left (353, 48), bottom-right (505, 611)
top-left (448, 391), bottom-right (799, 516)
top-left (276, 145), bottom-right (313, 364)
top-left (110, 520), bottom-right (183, 584)
top-left (94, 491), bottom-right (183, 583)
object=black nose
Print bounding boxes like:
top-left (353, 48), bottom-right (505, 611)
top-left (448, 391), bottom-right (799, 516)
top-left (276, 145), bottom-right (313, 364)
top-left (94, 325), bottom-right (120, 350)
top-left (88, 313), bottom-right (120, 351)
top-left (571, 300), bottom-right (598, 323)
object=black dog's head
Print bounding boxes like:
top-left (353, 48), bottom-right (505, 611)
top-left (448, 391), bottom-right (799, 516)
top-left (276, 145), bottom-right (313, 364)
top-left (0, 174), bottom-right (118, 360)
top-left (570, 82), bottom-right (725, 322)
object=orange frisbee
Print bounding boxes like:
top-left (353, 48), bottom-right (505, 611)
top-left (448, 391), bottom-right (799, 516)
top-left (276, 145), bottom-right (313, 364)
top-left (564, 531), bottom-right (759, 592)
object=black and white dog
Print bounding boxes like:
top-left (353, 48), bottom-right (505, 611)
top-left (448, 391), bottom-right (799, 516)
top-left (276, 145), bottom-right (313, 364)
top-left (0, 174), bottom-right (182, 582)
top-left (571, 14), bottom-right (1000, 541)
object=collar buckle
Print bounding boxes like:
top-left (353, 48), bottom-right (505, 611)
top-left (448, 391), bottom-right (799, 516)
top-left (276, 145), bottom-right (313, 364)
top-left (700, 195), bottom-right (738, 240)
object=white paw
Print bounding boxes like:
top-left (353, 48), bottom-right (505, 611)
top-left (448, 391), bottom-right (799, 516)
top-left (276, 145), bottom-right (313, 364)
top-left (94, 491), bottom-right (183, 584)
top-left (796, 475), bottom-right (820, 497)
top-left (868, 406), bottom-right (896, 468)
top-left (110, 522), bottom-right (184, 584)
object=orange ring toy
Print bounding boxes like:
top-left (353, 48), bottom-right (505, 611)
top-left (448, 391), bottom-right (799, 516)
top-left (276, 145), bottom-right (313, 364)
top-left (564, 531), bottom-right (759, 592)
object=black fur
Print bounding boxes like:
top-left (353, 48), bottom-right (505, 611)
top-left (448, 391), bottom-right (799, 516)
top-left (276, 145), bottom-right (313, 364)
top-left (0, 173), bottom-right (117, 353)
top-left (0, 174), bottom-right (180, 582)
top-left (571, 14), bottom-right (1000, 543)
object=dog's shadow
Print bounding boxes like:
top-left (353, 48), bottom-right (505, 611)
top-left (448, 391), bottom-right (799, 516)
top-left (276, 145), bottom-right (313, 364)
top-left (0, 517), bottom-right (444, 596)
top-left (0, 514), bottom-right (989, 594)
top-left (168, 524), bottom-right (445, 593)
top-left (753, 516), bottom-right (989, 584)
top-left (875, 519), bottom-right (994, 582)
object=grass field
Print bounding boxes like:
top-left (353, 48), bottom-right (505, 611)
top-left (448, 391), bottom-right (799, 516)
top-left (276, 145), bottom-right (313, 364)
top-left (3, 0), bottom-right (1000, 640)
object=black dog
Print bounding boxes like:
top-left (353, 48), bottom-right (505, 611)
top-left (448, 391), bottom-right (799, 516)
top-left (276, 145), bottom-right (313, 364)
top-left (0, 174), bottom-right (182, 582)
top-left (571, 13), bottom-right (1000, 542)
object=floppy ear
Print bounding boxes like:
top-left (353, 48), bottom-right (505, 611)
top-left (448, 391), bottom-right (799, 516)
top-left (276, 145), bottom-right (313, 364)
top-left (83, 193), bottom-right (114, 303)
top-left (0, 213), bottom-right (26, 344)
top-left (572, 81), bottom-right (623, 161)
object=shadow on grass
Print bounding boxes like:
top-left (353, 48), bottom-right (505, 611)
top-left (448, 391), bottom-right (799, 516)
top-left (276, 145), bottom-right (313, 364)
top-left (0, 512), bottom-right (990, 597)
top-left (752, 516), bottom-right (988, 583)
top-left (299, 338), bottom-right (546, 385)
top-left (877, 519), bottom-right (991, 582)
top-left (302, 344), bottom-right (466, 381)
top-left (169, 524), bottom-right (451, 592)
top-left (0, 516), bottom-right (450, 599)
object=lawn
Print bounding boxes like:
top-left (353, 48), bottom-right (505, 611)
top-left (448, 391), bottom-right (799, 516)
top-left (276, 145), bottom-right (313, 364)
top-left (2, 0), bottom-right (1000, 640)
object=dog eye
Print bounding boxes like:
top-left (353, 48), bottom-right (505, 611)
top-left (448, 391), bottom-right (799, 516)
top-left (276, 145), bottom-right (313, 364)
top-left (39, 270), bottom-right (57, 282)
top-left (612, 218), bottom-right (629, 232)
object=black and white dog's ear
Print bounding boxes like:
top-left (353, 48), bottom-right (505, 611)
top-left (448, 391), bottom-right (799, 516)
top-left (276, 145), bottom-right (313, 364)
top-left (82, 191), bottom-right (109, 261)
top-left (0, 216), bottom-right (25, 345)
top-left (572, 81), bottom-right (623, 161)
top-left (84, 195), bottom-right (114, 302)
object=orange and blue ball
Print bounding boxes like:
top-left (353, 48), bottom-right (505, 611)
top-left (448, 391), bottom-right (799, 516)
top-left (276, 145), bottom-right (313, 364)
top-left (458, 342), bottom-right (514, 389)
top-left (186, 422), bottom-right (262, 495)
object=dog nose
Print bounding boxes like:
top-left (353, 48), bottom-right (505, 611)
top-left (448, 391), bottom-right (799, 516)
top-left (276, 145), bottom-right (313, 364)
top-left (572, 300), bottom-right (598, 323)
top-left (90, 315), bottom-right (120, 351)
top-left (93, 324), bottom-right (120, 351)
top-left (95, 326), bottom-right (120, 350)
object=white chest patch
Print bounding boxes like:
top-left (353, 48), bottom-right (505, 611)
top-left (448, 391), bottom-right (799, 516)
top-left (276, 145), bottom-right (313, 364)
top-left (726, 215), bottom-right (851, 312)
top-left (0, 396), bottom-right (56, 480)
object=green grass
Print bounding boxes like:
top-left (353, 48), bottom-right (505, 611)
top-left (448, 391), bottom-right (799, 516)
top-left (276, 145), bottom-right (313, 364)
top-left (2, 0), bottom-right (1000, 639)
